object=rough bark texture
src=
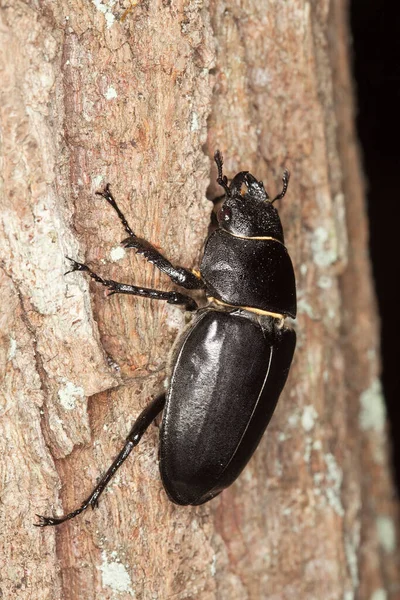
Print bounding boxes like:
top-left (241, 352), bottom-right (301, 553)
top-left (0, 1), bottom-right (399, 599)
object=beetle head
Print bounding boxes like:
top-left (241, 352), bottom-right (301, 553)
top-left (214, 151), bottom-right (289, 243)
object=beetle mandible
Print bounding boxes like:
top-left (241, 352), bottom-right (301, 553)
top-left (35, 151), bottom-right (296, 527)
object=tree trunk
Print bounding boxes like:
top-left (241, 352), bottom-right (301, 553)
top-left (0, 1), bottom-right (399, 599)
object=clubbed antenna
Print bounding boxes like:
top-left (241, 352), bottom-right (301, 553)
top-left (272, 169), bottom-right (290, 203)
top-left (214, 150), bottom-right (231, 196)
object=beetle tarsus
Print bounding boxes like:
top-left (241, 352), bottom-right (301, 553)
top-left (214, 150), bottom-right (231, 196)
top-left (65, 257), bottom-right (89, 276)
top-left (34, 496), bottom-right (97, 527)
top-left (96, 184), bottom-right (136, 238)
top-left (34, 395), bottom-right (166, 527)
top-left (35, 515), bottom-right (56, 527)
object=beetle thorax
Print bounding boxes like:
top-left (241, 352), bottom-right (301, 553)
top-left (218, 196), bottom-right (284, 242)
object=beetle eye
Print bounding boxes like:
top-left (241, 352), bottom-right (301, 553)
top-left (218, 205), bottom-right (232, 223)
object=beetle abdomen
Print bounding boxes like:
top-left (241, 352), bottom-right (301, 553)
top-left (200, 230), bottom-right (296, 318)
top-left (159, 310), bottom-right (296, 505)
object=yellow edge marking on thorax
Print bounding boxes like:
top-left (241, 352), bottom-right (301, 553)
top-left (191, 269), bottom-right (202, 279)
top-left (224, 231), bottom-right (285, 245)
top-left (207, 296), bottom-right (285, 321)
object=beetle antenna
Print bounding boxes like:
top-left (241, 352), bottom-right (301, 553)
top-left (214, 150), bottom-right (231, 197)
top-left (272, 169), bottom-right (290, 203)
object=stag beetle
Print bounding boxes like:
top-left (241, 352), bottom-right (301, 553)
top-left (35, 151), bottom-right (296, 526)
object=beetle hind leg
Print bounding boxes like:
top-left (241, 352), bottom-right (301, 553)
top-left (34, 394), bottom-right (166, 527)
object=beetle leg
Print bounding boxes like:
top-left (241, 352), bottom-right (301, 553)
top-left (67, 257), bottom-right (198, 309)
top-left (96, 184), bottom-right (204, 290)
top-left (121, 236), bottom-right (203, 289)
top-left (34, 394), bottom-right (166, 527)
top-left (214, 150), bottom-right (231, 196)
top-left (66, 258), bottom-right (198, 311)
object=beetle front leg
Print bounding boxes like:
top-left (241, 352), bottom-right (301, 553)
top-left (35, 393), bottom-right (166, 527)
top-left (66, 259), bottom-right (198, 311)
top-left (97, 185), bottom-right (204, 290)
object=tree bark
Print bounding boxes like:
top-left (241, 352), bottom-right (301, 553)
top-left (0, 1), bottom-right (399, 599)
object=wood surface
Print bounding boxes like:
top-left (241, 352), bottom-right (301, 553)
top-left (0, 1), bottom-right (399, 598)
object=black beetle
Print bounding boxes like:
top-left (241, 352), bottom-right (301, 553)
top-left (35, 151), bottom-right (296, 526)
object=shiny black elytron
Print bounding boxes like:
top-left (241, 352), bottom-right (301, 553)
top-left (35, 151), bottom-right (296, 526)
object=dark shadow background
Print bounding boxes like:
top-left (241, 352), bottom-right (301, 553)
top-left (350, 1), bottom-right (400, 492)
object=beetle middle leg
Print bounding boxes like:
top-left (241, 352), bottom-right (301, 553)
top-left (35, 393), bottom-right (166, 527)
top-left (96, 185), bottom-right (204, 290)
top-left (66, 258), bottom-right (198, 311)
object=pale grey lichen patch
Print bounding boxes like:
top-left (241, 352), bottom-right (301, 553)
top-left (345, 522), bottom-right (360, 594)
top-left (324, 453), bottom-right (344, 517)
top-left (313, 472), bottom-right (324, 485)
top-left (359, 379), bottom-right (386, 433)
top-left (8, 336), bottom-right (17, 361)
top-left (210, 553), bottom-right (217, 576)
top-left (370, 589), bottom-right (387, 600)
top-left (327, 307), bottom-right (336, 321)
top-left (333, 192), bottom-right (348, 267)
top-left (58, 380), bottom-right (85, 410)
top-left (303, 436), bottom-right (312, 463)
top-left (105, 85), bottom-right (118, 100)
top-left (250, 66), bottom-right (273, 89)
top-left (376, 515), bottom-right (397, 554)
top-left (311, 226), bottom-right (337, 268)
top-left (313, 439), bottom-right (322, 451)
top-left (191, 111), bottom-right (200, 131)
top-left (165, 304), bottom-right (185, 331)
top-left (296, 297), bottom-right (316, 319)
top-left (110, 246), bottom-right (126, 262)
top-left (92, 174), bottom-right (104, 189)
top-left (92, 0), bottom-right (116, 29)
top-left (191, 518), bottom-right (199, 532)
top-left (304, 436), bottom-right (322, 464)
top-left (287, 412), bottom-right (299, 428)
top-left (300, 263), bottom-right (308, 276)
top-left (105, 12), bottom-right (116, 28)
top-left (2, 198), bottom-right (68, 315)
top-left (317, 275), bottom-right (332, 289)
top-left (100, 551), bottom-right (133, 594)
top-left (301, 405), bottom-right (318, 432)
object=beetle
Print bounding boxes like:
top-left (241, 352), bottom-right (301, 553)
top-left (35, 151), bottom-right (296, 526)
